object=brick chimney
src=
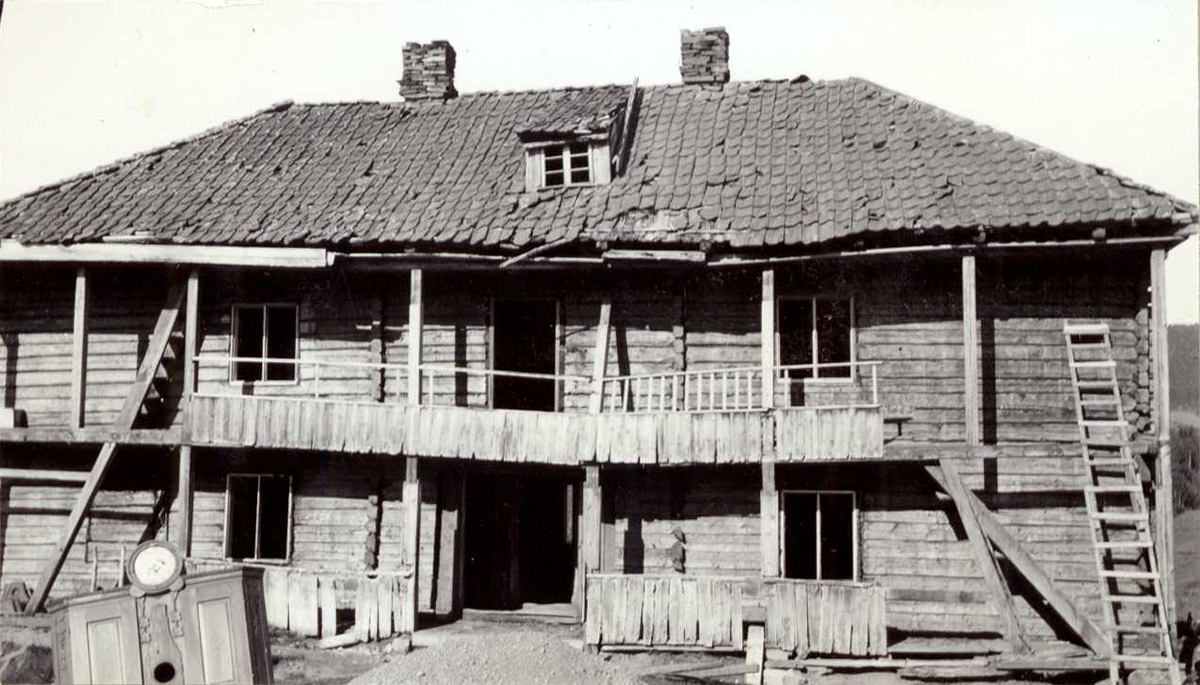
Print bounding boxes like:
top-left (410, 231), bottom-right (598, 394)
top-left (399, 40), bottom-right (457, 101)
top-left (680, 27), bottom-right (730, 85)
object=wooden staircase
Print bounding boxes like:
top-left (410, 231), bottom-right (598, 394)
top-left (1063, 322), bottom-right (1180, 685)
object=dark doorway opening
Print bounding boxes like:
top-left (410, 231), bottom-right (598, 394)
top-left (463, 472), bottom-right (578, 611)
top-left (782, 491), bottom-right (856, 581)
top-left (492, 300), bottom-right (557, 411)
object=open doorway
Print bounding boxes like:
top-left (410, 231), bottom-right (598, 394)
top-left (781, 490), bottom-right (857, 581)
top-left (462, 472), bottom-right (578, 611)
top-left (492, 300), bottom-right (558, 411)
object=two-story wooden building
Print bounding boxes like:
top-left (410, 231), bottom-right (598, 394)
top-left (0, 27), bottom-right (1193, 681)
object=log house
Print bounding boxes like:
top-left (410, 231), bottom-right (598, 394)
top-left (0, 27), bottom-right (1194, 678)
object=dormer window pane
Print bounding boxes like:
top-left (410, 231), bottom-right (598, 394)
top-left (530, 140), bottom-right (605, 190)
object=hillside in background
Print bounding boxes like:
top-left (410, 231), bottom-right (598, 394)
top-left (1170, 324), bottom-right (1199, 417)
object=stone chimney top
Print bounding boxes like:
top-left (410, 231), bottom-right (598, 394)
top-left (680, 27), bottom-right (730, 85)
top-left (399, 40), bottom-right (457, 101)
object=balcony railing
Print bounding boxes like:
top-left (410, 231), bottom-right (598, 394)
top-left (193, 356), bottom-right (879, 414)
top-left (598, 361), bottom-right (880, 413)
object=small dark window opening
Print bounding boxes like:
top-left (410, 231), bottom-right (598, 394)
top-left (783, 491), bottom-right (855, 581)
top-left (226, 474), bottom-right (291, 561)
top-left (542, 143), bottom-right (591, 188)
top-left (778, 298), bottom-right (853, 380)
top-left (232, 305), bottom-right (298, 382)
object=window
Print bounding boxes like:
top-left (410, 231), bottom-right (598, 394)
top-left (542, 142), bottom-right (592, 188)
top-left (778, 297), bottom-right (854, 379)
top-left (225, 474), bottom-right (291, 561)
top-left (231, 304), bottom-right (298, 382)
top-left (782, 491), bottom-right (857, 580)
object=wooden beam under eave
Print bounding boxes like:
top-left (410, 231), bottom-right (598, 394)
top-left (27, 272), bottom-right (187, 614)
top-left (69, 268), bottom-right (88, 428)
top-left (589, 300), bottom-right (612, 414)
top-left (408, 270), bottom-right (423, 405)
top-left (925, 466), bottom-right (1111, 656)
top-left (1150, 248), bottom-right (1176, 629)
top-left (930, 460), bottom-right (1029, 653)
top-left (962, 255), bottom-right (981, 445)
top-left (761, 268), bottom-right (776, 409)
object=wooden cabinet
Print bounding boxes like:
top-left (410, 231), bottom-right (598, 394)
top-left (50, 568), bottom-right (271, 684)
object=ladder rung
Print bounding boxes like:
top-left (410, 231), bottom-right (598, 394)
top-left (1086, 485), bottom-right (1140, 493)
top-left (1087, 459), bottom-right (1134, 469)
top-left (1081, 420), bottom-right (1127, 427)
top-left (1105, 624), bottom-right (1168, 635)
top-left (1076, 381), bottom-right (1117, 389)
top-left (1093, 512), bottom-right (1147, 523)
top-left (1084, 439), bottom-right (1128, 448)
top-left (1071, 360), bottom-right (1117, 368)
top-left (1070, 342), bottom-right (1111, 349)
top-left (1079, 398), bottom-right (1121, 406)
top-left (1102, 594), bottom-right (1161, 604)
top-left (1098, 570), bottom-right (1159, 580)
top-left (1064, 323), bottom-right (1110, 335)
top-left (1095, 540), bottom-right (1153, 550)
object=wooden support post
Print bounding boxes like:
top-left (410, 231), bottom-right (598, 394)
top-left (589, 300), bottom-right (612, 414)
top-left (175, 446), bottom-right (193, 556)
top-left (962, 255), bottom-right (980, 445)
top-left (1150, 248), bottom-right (1176, 629)
top-left (925, 465), bottom-right (1110, 656)
top-left (761, 268), bottom-right (776, 409)
top-left (69, 268), bottom-right (88, 428)
top-left (183, 269), bottom-right (199, 406)
top-left (401, 456), bottom-right (421, 628)
top-left (27, 273), bottom-right (186, 614)
top-left (582, 466), bottom-right (602, 573)
top-left (434, 469), bottom-right (463, 616)
top-left (408, 269), bottom-right (423, 405)
top-left (933, 460), bottom-right (1028, 653)
top-left (760, 462), bottom-right (780, 577)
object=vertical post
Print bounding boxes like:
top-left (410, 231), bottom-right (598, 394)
top-left (1150, 248), bottom-right (1175, 628)
top-left (761, 269), bottom-right (776, 409)
top-left (176, 446), bottom-right (193, 555)
top-left (760, 461), bottom-right (780, 577)
top-left (69, 268), bottom-right (88, 428)
top-left (962, 255), bottom-right (980, 446)
top-left (434, 469), bottom-right (463, 616)
top-left (408, 270), bottom-right (423, 406)
top-left (580, 464), bottom-right (602, 622)
top-left (589, 300), bottom-right (612, 414)
top-left (402, 456), bottom-right (421, 630)
top-left (183, 269), bottom-right (199, 404)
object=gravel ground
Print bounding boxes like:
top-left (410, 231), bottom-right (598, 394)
top-left (347, 631), bottom-right (642, 685)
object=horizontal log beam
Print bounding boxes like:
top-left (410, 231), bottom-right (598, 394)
top-left (0, 427), bottom-right (183, 445)
top-left (0, 241), bottom-right (330, 268)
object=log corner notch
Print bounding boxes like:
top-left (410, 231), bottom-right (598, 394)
top-left (25, 270), bottom-right (188, 615)
top-left (925, 461), bottom-right (1111, 657)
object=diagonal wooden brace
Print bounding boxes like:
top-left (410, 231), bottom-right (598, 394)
top-left (26, 271), bottom-right (186, 614)
top-left (926, 463), bottom-right (1111, 657)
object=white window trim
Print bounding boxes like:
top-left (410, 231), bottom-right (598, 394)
top-left (525, 140), bottom-right (612, 192)
top-left (775, 295), bottom-right (857, 385)
top-left (229, 303), bottom-right (300, 386)
top-left (779, 489), bottom-right (858, 582)
top-left (223, 473), bottom-right (293, 564)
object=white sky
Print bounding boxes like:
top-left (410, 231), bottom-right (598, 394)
top-left (1, 0), bottom-right (1196, 321)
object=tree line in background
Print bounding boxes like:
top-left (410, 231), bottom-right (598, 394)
top-left (1169, 324), bottom-right (1198, 513)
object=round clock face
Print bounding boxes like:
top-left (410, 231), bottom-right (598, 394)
top-left (128, 542), bottom-right (182, 592)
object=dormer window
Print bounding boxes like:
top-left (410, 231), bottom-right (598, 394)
top-left (544, 142), bottom-right (592, 187)
top-left (524, 138), bottom-right (612, 192)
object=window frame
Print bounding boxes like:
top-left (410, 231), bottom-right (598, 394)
top-left (223, 473), bottom-right (293, 564)
top-left (524, 139), bottom-right (611, 192)
top-left (775, 295), bottom-right (857, 384)
top-left (779, 489), bottom-right (858, 581)
top-left (229, 303), bottom-right (300, 386)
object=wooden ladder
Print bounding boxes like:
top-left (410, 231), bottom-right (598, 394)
top-left (1063, 322), bottom-right (1180, 685)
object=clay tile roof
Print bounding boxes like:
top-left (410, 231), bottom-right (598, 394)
top-left (0, 77), bottom-right (1192, 253)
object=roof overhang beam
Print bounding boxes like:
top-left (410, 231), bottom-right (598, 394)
top-left (0, 241), bottom-right (332, 268)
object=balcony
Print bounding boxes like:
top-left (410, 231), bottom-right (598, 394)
top-left (186, 356), bottom-right (884, 464)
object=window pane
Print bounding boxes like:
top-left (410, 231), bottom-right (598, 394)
top-left (570, 168), bottom-right (591, 184)
top-left (545, 170), bottom-right (564, 187)
top-left (816, 299), bottom-right (852, 378)
top-left (234, 307), bottom-right (264, 382)
top-left (266, 306), bottom-right (297, 381)
top-left (568, 142), bottom-right (588, 156)
top-left (820, 493), bottom-right (855, 580)
top-left (226, 477), bottom-right (259, 559)
top-left (544, 154), bottom-right (564, 173)
top-left (783, 493), bottom-right (817, 580)
top-left (778, 300), bottom-right (814, 380)
top-left (257, 476), bottom-right (291, 560)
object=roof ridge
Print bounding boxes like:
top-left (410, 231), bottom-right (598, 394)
top-left (0, 100), bottom-right (295, 207)
top-left (848, 77), bottom-right (1195, 213)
